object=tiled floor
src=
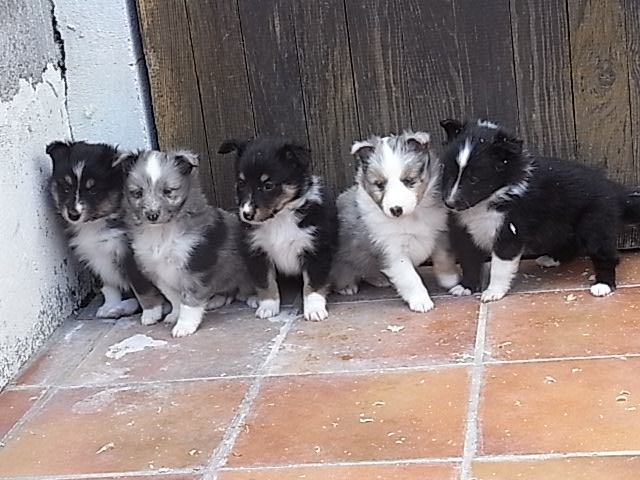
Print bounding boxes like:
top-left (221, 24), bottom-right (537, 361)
top-left (2, 253), bottom-right (640, 479)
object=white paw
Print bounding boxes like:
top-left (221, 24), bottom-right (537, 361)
top-left (481, 288), bottom-right (508, 302)
top-left (364, 276), bottom-right (391, 288)
top-left (337, 285), bottom-right (359, 296)
top-left (407, 294), bottom-right (435, 313)
top-left (96, 299), bottom-right (140, 319)
top-left (449, 284), bottom-right (472, 297)
top-left (303, 292), bottom-right (328, 321)
top-left (171, 321), bottom-right (198, 338)
top-left (207, 294), bottom-right (233, 310)
top-left (436, 272), bottom-right (462, 289)
top-left (163, 310), bottom-right (179, 324)
top-left (244, 295), bottom-right (259, 309)
top-left (256, 298), bottom-right (280, 319)
top-left (140, 305), bottom-right (163, 325)
top-left (590, 283), bottom-right (612, 297)
top-left (535, 255), bottom-right (561, 268)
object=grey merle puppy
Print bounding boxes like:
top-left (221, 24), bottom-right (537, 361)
top-left (118, 149), bottom-right (254, 337)
top-left (331, 131), bottom-right (461, 312)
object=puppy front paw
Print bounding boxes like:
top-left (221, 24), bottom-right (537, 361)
top-left (337, 285), bottom-right (359, 296)
top-left (163, 310), bottom-right (179, 324)
top-left (449, 284), bottom-right (472, 297)
top-left (407, 294), bottom-right (435, 313)
top-left (140, 305), bottom-right (163, 325)
top-left (244, 295), bottom-right (259, 309)
top-left (590, 283), bottom-right (613, 297)
top-left (303, 292), bottom-right (328, 321)
top-left (535, 255), bottom-right (560, 268)
top-left (97, 299), bottom-right (140, 319)
top-left (256, 298), bottom-right (280, 319)
top-left (207, 294), bottom-right (234, 310)
top-left (171, 321), bottom-right (198, 338)
top-left (481, 287), bottom-right (508, 302)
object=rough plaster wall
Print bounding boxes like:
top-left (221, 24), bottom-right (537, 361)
top-left (0, 0), bottom-right (91, 388)
top-left (0, 0), bottom-right (154, 389)
top-left (53, 0), bottom-right (154, 149)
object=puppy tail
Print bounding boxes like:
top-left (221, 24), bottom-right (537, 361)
top-left (620, 190), bottom-right (640, 224)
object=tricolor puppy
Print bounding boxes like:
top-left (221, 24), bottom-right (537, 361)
top-left (218, 138), bottom-right (337, 321)
top-left (440, 118), bottom-right (640, 302)
top-left (119, 149), bottom-right (254, 337)
top-left (330, 131), bottom-right (461, 312)
top-left (47, 141), bottom-right (163, 320)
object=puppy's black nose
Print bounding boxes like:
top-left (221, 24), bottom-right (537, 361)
top-left (390, 206), bottom-right (403, 217)
top-left (241, 210), bottom-right (255, 222)
top-left (146, 211), bottom-right (159, 222)
top-left (67, 209), bottom-right (80, 221)
top-left (444, 198), bottom-right (457, 209)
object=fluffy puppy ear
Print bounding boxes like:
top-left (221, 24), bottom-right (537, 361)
top-left (351, 139), bottom-right (375, 165)
top-left (218, 139), bottom-right (247, 156)
top-left (112, 151), bottom-right (138, 172)
top-left (46, 141), bottom-right (70, 172)
top-left (439, 119), bottom-right (465, 142)
top-left (404, 131), bottom-right (430, 151)
top-left (279, 142), bottom-right (311, 169)
top-left (173, 150), bottom-right (199, 175)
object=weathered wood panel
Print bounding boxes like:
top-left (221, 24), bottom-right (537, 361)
top-left (184, 0), bottom-right (255, 208)
top-left (292, 0), bottom-right (360, 194)
top-left (345, 0), bottom-right (411, 136)
top-left (135, 0), bottom-right (214, 202)
top-left (510, 0), bottom-right (576, 160)
top-left (568, 0), bottom-right (635, 185)
top-left (625, 0), bottom-right (640, 183)
top-left (238, 0), bottom-right (308, 143)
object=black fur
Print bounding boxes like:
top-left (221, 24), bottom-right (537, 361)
top-left (440, 119), bottom-right (640, 295)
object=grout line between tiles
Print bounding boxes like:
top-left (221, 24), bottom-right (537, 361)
top-left (202, 294), bottom-right (303, 478)
top-left (485, 353), bottom-right (640, 365)
top-left (460, 301), bottom-right (489, 480)
top-left (0, 387), bottom-right (56, 447)
top-left (472, 449), bottom-right (640, 462)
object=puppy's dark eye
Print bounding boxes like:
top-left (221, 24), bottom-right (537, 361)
top-left (132, 189), bottom-right (143, 199)
top-left (469, 176), bottom-right (479, 185)
top-left (401, 178), bottom-right (416, 188)
top-left (163, 187), bottom-right (175, 196)
top-left (237, 178), bottom-right (245, 187)
top-left (374, 180), bottom-right (386, 190)
top-left (263, 181), bottom-right (275, 191)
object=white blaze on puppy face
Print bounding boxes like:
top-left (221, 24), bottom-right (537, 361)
top-left (447, 139), bottom-right (472, 204)
top-left (378, 139), bottom-right (418, 217)
top-left (71, 161), bottom-right (86, 214)
top-left (145, 152), bottom-right (163, 184)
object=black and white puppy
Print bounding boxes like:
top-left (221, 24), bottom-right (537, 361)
top-left (119, 149), bottom-right (254, 337)
top-left (331, 131), bottom-right (461, 312)
top-left (47, 141), bottom-right (163, 320)
top-left (440, 118), bottom-right (640, 301)
top-left (218, 138), bottom-right (337, 321)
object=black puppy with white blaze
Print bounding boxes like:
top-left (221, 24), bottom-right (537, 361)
top-left (218, 138), bottom-right (338, 321)
top-left (440, 118), bottom-right (640, 302)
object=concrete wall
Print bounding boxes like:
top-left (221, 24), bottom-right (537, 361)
top-left (0, 0), bottom-right (154, 389)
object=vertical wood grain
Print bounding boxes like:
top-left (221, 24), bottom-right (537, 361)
top-left (624, 0), bottom-right (640, 186)
top-left (238, 0), bottom-right (308, 143)
top-left (345, 0), bottom-right (411, 136)
top-left (135, 0), bottom-right (215, 202)
top-left (510, 0), bottom-right (576, 159)
top-left (292, 0), bottom-right (360, 195)
top-left (568, 0), bottom-right (635, 185)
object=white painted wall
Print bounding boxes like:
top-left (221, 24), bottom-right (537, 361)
top-left (0, 0), bottom-right (153, 389)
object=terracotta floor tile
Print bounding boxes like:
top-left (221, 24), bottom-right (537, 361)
top-left (269, 297), bottom-right (478, 375)
top-left (485, 288), bottom-right (640, 361)
top-left (228, 368), bottom-right (469, 467)
top-left (0, 379), bottom-right (249, 476)
top-left (327, 266), bottom-right (466, 305)
top-left (0, 388), bottom-right (45, 439)
top-left (480, 358), bottom-right (640, 455)
top-left (65, 309), bottom-right (280, 386)
top-left (218, 463), bottom-right (459, 479)
top-left (12, 318), bottom-right (115, 387)
top-left (511, 252), bottom-right (640, 294)
top-left (473, 455), bottom-right (640, 479)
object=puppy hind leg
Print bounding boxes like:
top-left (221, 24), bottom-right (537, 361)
top-left (302, 271), bottom-right (329, 321)
top-left (96, 284), bottom-right (139, 318)
top-left (431, 243), bottom-right (461, 290)
top-left (482, 252), bottom-right (522, 302)
top-left (255, 266), bottom-right (281, 319)
top-left (579, 216), bottom-right (619, 296)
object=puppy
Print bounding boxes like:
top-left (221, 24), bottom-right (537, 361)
top-left (218, 138), bottom-right (337, 321)
top-left (47, 141), bottom-right (163, 320)
top-left (119, 149), bottom-right (254, 337)
top-left (331, 131), bottom-right (461, 312)
top-left (440, 118), bottom-right (640, 301)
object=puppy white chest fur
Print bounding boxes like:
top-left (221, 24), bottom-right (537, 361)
top-left (132, 223), bottom-right (198, 288)
top-left (249, 208), bottom-right (316, 276)
top-left (458, 201), bottom-right (505, 251)
top-left (70, 218), bottom-right (128, 289)
top-left (357, 187), bottom-right (447, 265)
